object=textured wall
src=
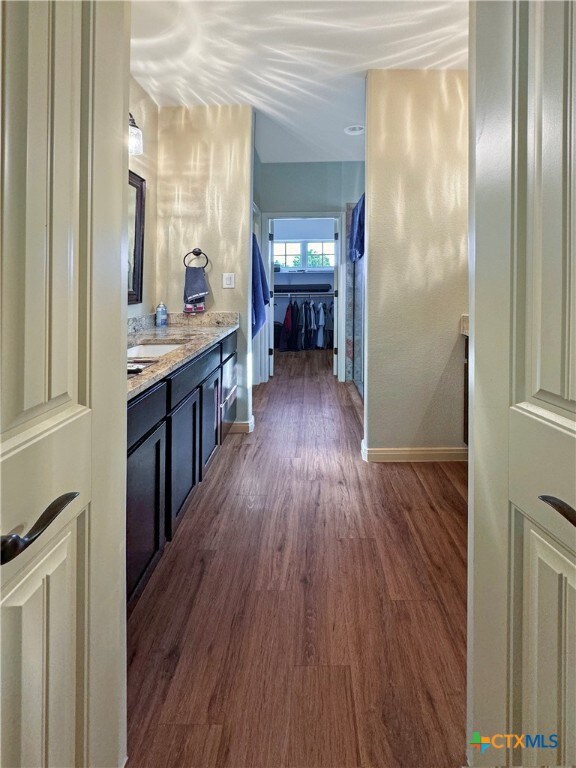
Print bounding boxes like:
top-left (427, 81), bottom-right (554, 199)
top-left (258, 161), bottom-right (364, 213)
top-left (157, 105), bottom-right (254, 425)
top-left (364, 70), bottom-right (468, 455)
top-left (128, 76), bottom-right (158, 318)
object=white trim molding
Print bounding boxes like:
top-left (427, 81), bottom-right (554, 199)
top-left (230, 416), bottom-right (255, 434)
top-left (361, 441), bottom-right (468, 463)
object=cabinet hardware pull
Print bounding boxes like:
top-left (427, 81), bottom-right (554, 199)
top-left (220, 386), bottom-right (238, 410)
top-left (538, 495), bottom-right (576, 528)
top-left (1, 492), bottom-right (79, 565)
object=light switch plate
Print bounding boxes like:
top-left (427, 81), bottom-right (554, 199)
top-left (222, 272), bottom-right (235, 288)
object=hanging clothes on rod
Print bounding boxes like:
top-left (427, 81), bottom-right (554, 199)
top-left (289, 300), bottom-right (300, 351)
top-left (275, 293), bottom-right (336, 351)
top-left (279, 299), bottom-right (292, 352)
top-left (316, 302), bottom-right (326, 349)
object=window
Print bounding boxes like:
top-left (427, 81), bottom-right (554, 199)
top-left (273, 240), bottom-right (335, 270)
top-left (273, 242), bottom-right (301, 268)
top-left (306, 242), bottom-right (335, 268)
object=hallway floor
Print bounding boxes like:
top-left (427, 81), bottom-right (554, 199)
top-left (127, 351), bottom-right (467, 768)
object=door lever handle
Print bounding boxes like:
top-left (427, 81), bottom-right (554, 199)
top-left (1, 492), bottom-right (79, 565)
top-left (539, 495), bottom-right (576, 528)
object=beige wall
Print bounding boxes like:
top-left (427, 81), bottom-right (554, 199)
top-left (128, 76), bottom-right (158, 318)
top-left (364, 69), bottom-right (468, 459)
top-left (157, 105), bottom-right (254, 424)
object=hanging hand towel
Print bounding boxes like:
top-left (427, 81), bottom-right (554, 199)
top-left (183, 266), bottom-right (210, 304)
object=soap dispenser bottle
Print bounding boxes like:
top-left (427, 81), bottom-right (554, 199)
top-left (155, 302), bottom-right (168, 327)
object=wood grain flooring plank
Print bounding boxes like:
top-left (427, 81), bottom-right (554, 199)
top-left (361, 469), bottom-right (434, 600)
top-left (214, 590), bottom-right (295, 768)
top-left (254, 495), bottom-right (300, 591)
top-left (438, 461), bottom-right (469, 502)
top-left (339, 537), bottom-right (464, 767)
top-left (128, 725), bottom-right (222, 768)
top-left (127, 351), bottom-right (467, 768)
top-left (290, 501), bottom-right (349, 665)
top-left (286, 666), bottom-right (360, 768)
top-left (127, 549), bottom-right (215, 758)
top-left (411, 462), bottom-right (468, 557)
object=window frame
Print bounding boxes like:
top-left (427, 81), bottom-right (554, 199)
top-left (272, 238), bottom-right (336, 271)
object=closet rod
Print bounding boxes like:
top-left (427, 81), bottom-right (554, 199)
top-left (276, 292), bottom-right (335, 297)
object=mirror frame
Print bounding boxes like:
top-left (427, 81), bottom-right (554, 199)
top-left (128, 170), bottom-right (146, 305)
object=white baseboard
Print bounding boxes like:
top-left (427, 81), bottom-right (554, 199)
top-left (229, 416), bottom-right (255, 434)
top-left (361, 440), bottom-right (468, 463)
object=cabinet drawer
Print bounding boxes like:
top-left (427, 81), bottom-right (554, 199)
top-left (168, 345), bottom-right (220, 409)
top-left (127, 381), bottom-right (167, 450)
top-left (221, 331), bottom-right (237, 362)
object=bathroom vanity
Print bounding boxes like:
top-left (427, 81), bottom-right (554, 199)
top-left (126, 324), bottom-right (238, 607)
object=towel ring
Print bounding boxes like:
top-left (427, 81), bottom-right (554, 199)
top-left (183, 248), bottom-right (209, 269)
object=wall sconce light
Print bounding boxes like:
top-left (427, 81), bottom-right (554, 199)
top-left (128, 113), bottom-right (143, 156)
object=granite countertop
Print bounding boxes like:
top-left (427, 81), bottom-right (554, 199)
top-left (127, 324), bottom-right (239, 401)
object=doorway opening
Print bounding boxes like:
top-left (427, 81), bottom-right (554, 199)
top-left (268, 216), bottom-right (339, 379)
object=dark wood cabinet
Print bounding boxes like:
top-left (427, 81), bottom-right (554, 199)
top-left (201, 367), bottom-right (220, 473)
top-left (166, 387), bottom-right (200, 540)
top-left (126, 421), bottom-right (166, 606)
top-left (126, 331), bottom-right (237, 607)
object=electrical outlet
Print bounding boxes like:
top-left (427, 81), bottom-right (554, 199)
top-left (222, 272), bottom-right (235, 289)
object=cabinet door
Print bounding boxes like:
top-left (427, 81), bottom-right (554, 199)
top-left (167, 388), bottom-right (200, 540)
top-left (126, 423), bottom-right (166, 606)
top-left (201, 368), bottom-right (220, 474)
top-left (221, 352), bottom-right (237, 443)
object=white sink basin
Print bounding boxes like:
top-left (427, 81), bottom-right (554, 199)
top-left (127, 344), bottom-right (182, 359)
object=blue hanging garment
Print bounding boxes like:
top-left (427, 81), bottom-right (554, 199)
top-left (252, 233), bottom-right (270, 338)
top-left (348, 193), bottom-right (365, 262)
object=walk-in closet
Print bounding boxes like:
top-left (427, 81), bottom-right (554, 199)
top-left (271, 217), bottom-right (337, 374)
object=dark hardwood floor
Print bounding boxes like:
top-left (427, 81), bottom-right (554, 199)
top-left (127, 350), bottom-right (467, 768)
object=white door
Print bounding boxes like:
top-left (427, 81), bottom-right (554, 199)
top-left (1, 3), bottom-right (128, 766)
top-left (470, 3), bottom-right (576, 767)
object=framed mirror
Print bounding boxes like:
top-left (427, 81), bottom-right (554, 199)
top-left (128, 170), bottom-right (146, 304)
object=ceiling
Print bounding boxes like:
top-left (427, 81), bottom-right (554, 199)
top-left (131, 1), bottom-right (468, 163)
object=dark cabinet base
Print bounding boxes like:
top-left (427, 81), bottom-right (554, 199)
top-left (127, 332), bottom-right (237, 609)
top-left (167, 388), bottom-right (200, 540)
top-left (126, 422), bottom-right (166, 608)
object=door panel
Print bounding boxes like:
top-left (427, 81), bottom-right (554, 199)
top-left (521, 0), bottom-right (576, 413)
top-left (1, 525), bottom-right (79, 768)
top-left (521, 521), bottom-right (576, 767)
top-left (2, 1), bottom-right (81, 436)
